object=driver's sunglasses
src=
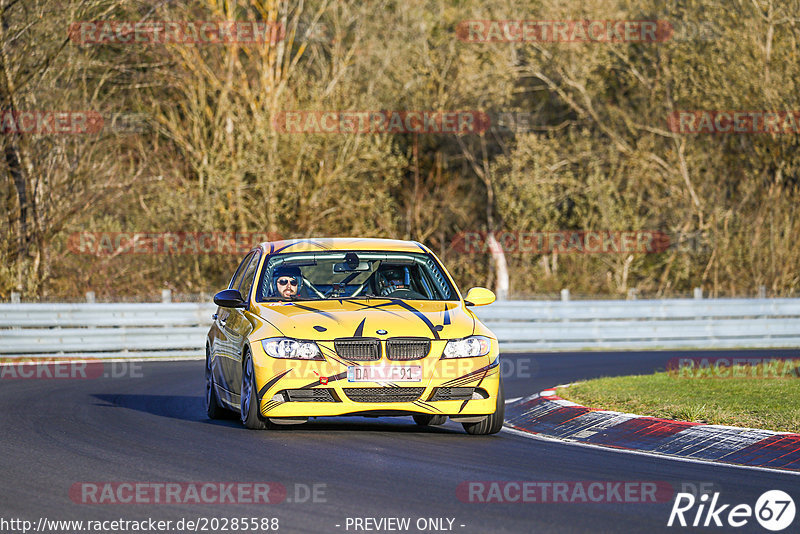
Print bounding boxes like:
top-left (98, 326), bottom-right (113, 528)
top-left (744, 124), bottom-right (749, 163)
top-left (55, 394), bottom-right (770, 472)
top-left (277, 278), bottom-right (298, 287)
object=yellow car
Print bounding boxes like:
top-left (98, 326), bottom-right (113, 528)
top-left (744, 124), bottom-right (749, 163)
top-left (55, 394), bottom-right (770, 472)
top-left (205, 238), bottom-right (503, 434)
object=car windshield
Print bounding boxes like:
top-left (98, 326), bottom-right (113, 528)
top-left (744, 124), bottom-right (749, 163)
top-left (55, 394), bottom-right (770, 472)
top-left (256, 251), bottom-right (457, 301)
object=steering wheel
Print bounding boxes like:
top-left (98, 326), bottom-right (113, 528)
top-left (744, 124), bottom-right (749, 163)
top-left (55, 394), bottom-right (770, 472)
top-left (376, 271), bottom-right (390, 296)
top-left (323, 284), bottom-right (344, 298)
top-left (382, 288), bottom-right (426, 299)
top-left (377, 270), bottom-right (411, 297)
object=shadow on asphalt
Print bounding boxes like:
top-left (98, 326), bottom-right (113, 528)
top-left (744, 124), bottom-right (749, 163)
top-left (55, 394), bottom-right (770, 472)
top-left (91, 393), bottom-right (468, 435)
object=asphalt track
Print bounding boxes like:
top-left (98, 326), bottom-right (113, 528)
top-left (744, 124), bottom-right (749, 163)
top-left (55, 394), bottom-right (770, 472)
top-left (2, 350), bottom-right (799, 533)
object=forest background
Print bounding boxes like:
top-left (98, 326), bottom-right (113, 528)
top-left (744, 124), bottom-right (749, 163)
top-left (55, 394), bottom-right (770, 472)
top-left (2, 0), bottom-right (798, 301)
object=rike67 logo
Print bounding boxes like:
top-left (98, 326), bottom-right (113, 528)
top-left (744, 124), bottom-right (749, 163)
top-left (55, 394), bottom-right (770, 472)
top-left (668, 490), bottom-right (795, 531)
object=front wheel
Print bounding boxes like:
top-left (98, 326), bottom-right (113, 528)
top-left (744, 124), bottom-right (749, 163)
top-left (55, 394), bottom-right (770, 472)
top-left (240, 351), bottom-right (268, 430)
top-left (462, 378), bottom-right (505, 435)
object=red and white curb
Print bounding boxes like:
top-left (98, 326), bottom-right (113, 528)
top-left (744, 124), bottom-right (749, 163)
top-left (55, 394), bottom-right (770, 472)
top-left (504, 389), bottom-right (800, 473)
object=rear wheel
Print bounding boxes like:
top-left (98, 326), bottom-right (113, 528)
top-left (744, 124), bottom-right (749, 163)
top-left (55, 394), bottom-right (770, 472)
top-left (205, 348), bottom-right (234, 419)
top-left (240, 351), bottom-right (268, 430)
top-left (462, 378), bottom-right (505, 435)
top-left (412, 414), bottom-right (447, 426)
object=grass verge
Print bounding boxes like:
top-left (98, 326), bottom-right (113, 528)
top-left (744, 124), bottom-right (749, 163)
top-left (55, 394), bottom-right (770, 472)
top-left (558, 367), bottom-right (800, 433)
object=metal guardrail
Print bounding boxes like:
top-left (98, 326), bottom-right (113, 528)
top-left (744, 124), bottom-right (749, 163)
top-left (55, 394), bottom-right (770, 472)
top-left (475, 299), bottom-right (800, 351)
top-left (0, 303), bottom-right (215, 359)
top-left (1, 299), bottom-right (799, 358)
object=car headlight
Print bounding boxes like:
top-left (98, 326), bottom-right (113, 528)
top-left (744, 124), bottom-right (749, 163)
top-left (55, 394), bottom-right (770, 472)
top-left (442, 336), bottom-right (491, 358)
top-left (261, 338), bottom-right (323, 360)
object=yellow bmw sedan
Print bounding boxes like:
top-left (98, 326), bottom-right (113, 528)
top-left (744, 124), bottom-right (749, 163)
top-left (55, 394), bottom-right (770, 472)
top-left (205, 237), bottom-right (503, 434)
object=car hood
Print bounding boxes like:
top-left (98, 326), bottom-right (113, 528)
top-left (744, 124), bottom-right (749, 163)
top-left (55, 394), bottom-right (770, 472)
top-left (250, 299), bottom-right (475, 341)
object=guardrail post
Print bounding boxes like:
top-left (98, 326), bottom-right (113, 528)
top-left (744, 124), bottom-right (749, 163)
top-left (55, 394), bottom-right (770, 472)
top-left (758, 285), bottom-right (766, 299)
top-left (10, 291), bottom-right (20, 303)
top-left (85, 291), bottom-right (96, 303)
top-left (627, 288), bottom-right (638, 300)
top-left (560, 288), bottom-right (570, 302)
top-left (161, 289), bottom-right (172, 303)
top-left (693, 287), bottom-right (703, 299)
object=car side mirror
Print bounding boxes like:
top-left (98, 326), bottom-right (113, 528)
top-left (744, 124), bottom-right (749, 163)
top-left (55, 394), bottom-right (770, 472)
top-left (464, 287), bottom-right (496, 307)
top-left (214, 289), bottom-right (247, 308)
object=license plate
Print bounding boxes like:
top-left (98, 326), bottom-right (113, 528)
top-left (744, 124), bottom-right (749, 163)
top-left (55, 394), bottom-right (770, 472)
top-left (347, 365), bottom-right (422, 382)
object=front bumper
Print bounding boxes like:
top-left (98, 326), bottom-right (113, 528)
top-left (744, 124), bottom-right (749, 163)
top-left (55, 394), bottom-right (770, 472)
top-left (251, 340), bottom-right (501, 418)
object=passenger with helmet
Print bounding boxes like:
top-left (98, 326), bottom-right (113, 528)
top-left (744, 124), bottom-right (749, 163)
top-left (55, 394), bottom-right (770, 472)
top-left (375, 265), bottom-right (411, 296)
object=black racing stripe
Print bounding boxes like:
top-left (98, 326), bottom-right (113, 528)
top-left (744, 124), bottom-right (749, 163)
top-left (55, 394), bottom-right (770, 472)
top-left (299, 371), bottom-right (347, 390)
top-left (319, 344), bottom-right (356, 367)
top-left (260, 400), bottom-right (280, 415)
top-left (289, 302), bottom-right (337, 320)
top-left (441, 361), bottom-right (497, 387)
top-left (353, 318), bottom-right (366, 337)
top-left (475, 371), bottom-right (487, 387)
top-left (441, 367), bottom-right (485, 387)
top-left (273, 243), bottom-right (294, 253)
top-left (258, 317), bottom-right (287, 337)
top-left (257, 369), bottom-right (293, 399)
top-left (273, 239), bottom-right (332, 254)
top-left (388, 300), bottom-right (441, 340)
top-left (445, 377), bottom-right (480, 388)
top-left (346, 300), bottom-right (405, 318)
top-left (457, 399), bottom-right (470, 413)
top-left (476, 364), bottom-right (498, 387)
top-left (413, 400), bottom-right (443, 413)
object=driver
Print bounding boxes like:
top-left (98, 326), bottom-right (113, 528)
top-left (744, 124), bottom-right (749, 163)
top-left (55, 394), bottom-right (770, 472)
top-left (272, 265), bottom-right (302, 300)
top-left (377, 266), bottom-right (409, 296)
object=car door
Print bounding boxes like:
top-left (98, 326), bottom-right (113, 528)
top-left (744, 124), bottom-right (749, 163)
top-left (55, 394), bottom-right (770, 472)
top-left (212, 250), bottom-right (256, 405)
top-left (225, 249), bottom-right (262, 403)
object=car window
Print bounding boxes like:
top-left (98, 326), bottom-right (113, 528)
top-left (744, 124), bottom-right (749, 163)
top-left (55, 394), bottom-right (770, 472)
top-left (229, 251), bottom-right (255, 292)
top-left (237, 251), bottom-right (262, 301)
top-left (256, 251), bottom-right (458, 301)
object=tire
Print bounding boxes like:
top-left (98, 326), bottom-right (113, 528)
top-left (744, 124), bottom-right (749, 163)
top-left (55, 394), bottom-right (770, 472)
top-left (413, 414), bottom-right (448, 426)
top-left (462, 378), bottom-right (505, 435)
top-left (205, 349), bottom-right (234, 419)
top-left (240, 350), bottom-right (268, 430)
